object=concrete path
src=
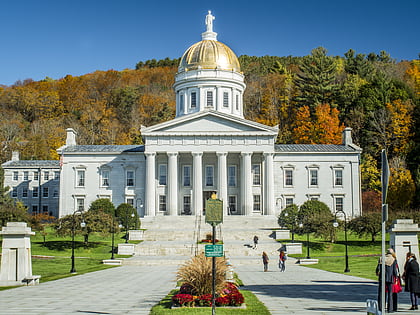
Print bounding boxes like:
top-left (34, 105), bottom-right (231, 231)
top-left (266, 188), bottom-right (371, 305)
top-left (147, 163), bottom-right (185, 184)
top-left (235, 259), bottom-right (413, 314)
top-left (0, 265), bottom-right (178, 315)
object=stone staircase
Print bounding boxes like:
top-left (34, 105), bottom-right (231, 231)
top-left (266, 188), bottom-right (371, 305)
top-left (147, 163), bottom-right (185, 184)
top-left (123, 215), bottom-right (283, 266)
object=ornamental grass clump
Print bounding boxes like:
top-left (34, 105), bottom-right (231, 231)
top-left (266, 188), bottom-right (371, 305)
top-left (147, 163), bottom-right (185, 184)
top-left (172, 253), bottom-right (245, 307)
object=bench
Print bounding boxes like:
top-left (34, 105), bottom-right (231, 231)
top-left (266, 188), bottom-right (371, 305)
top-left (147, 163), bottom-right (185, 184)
top-left (22, 275), bottom-right (41, 286)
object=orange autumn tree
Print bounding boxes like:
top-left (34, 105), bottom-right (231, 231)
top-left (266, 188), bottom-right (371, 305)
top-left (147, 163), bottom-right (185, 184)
top-left (292, 104), bottom-right (344, 144)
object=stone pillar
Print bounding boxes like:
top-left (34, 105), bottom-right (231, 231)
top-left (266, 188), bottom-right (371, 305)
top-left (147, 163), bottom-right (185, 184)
top-left (167, 152), bottom-right (178, 216)
top-left (217, 152), bottom-right (228, 215)
top-left (264, 153), bottom-right (274, 215)
top-left (241, 152), bottom-right (252, 215)
top-left (389, 219), bottom-right (420, 272)
top-left (0, 222), bottom-right (36, 286)
top-left (145, 152), bottom-right (156, 216)
top-left (192, 153), bottom-right (203, 216)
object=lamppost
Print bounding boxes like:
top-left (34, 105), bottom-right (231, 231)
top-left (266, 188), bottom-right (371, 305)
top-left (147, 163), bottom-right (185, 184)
top-left (111, 214), bottom-right (116, 260)
top-left (70, 210), bottom-right (86, 273)
top-left (333, 209), bottom-right (350, 273)
top-left (125, 211), bottom-right (135, 244)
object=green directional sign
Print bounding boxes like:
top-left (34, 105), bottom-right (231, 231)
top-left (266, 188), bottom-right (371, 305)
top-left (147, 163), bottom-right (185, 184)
top-left (205, 244), bottom-right (224, 257)
top-left (205, 196), bottom-right (223, 226)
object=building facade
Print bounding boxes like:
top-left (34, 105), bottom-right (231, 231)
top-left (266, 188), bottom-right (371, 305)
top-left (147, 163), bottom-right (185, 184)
top-left (2, 12), bottom-right (362, 219)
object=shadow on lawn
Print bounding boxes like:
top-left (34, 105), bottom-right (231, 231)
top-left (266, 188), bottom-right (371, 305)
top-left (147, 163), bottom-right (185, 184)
top-left (34, 241), bottom-right (103, 251)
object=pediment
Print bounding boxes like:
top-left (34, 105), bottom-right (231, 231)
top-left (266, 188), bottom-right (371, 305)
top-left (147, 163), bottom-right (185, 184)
top-left (141, 111), bottom-right (278, 135)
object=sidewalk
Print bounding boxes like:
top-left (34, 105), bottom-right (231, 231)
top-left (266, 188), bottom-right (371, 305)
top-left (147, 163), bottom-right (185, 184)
top-left (235, 258), bottom-right (412, 314)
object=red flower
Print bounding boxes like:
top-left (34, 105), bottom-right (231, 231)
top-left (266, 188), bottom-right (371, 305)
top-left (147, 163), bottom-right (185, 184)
top-left (197, 294), bottom-right (212, 306)
top-left (215, 296), bottom-right (230, 306)
top-left (172, 293), bottom-right (194, 307)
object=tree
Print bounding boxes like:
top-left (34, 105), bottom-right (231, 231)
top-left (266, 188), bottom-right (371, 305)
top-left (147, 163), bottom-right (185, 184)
top-left (348, 213), bottom-right (381, 242)
top-left (277, 204), bottom-right (299, 241)
top-left (116, 203), bottom-right (140, 231)
top-left (360, 153), bottom-right (381, 192)
top-left (297, 200), bottom-right (335, 241)
top-left (88, 198), bottom-right (115, 216)
top-left (362, 190), bottom-right (382, 213)
top-left (28, 213), bottom-right (56, 245)
top-left (387, 165), bottom-right (416, 211)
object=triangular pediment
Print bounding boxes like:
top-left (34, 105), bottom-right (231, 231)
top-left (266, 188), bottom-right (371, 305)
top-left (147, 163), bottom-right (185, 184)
top-left (141, 110), bottom-right (278, 135)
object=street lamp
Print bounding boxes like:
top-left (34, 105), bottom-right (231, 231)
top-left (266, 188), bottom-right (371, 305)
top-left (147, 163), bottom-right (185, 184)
top-left (333, 209), bottom-right (350, 273)
top-left (111, 214), bottom-right (116, 260)
top-left (70, 210), bottom-right (86, 273)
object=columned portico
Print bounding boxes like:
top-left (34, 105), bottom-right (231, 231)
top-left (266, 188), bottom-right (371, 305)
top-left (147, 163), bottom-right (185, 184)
top-left (167, 152), bottom-right (178, 215)
top-left (145, 152), bottom-right (156, 216)
top-left (241, 152), bottom-right (253, 215)
top-left (264, 153), bottom-right (274, 215)
top-left (192, 152), bottom-right (203, 215)
top-left (217, 152), bottom-right (228, 215)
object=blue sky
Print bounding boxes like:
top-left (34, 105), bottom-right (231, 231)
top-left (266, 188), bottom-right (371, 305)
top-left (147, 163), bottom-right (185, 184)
top-left (1, 0), bottom-right (419, 86)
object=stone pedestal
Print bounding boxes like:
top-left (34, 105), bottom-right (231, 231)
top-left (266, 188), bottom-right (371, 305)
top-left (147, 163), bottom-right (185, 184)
top-left (274, 230), bottom-right (290, 240)
top-left (389, 219), bottom-right (420, 270)
top-left (284, 243), bottom-right (303, 254)
top-left (129, 230), bottom-right (144, 241)
top-left (118, 243), bottom-right (135, 255)
top-left (0, 222), bottom-right (40, 286)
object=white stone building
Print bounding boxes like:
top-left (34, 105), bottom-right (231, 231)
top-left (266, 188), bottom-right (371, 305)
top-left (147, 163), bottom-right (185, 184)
top-left (57, 12), bottom-right (362, 219)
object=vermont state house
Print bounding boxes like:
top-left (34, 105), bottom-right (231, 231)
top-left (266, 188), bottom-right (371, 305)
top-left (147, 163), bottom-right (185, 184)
top-left (2, 12), bottom-right (362, 219)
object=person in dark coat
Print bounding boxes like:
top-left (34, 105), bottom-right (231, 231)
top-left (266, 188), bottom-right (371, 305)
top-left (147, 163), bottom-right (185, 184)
top-left (262, 251), bottom-right (269, 272)
top-left (376, 248), bottom-right (399, 312)
top-left (403, 252), bottom-right (420, 310)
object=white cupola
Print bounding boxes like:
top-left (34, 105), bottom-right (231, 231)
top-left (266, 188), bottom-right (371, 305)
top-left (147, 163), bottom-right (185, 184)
top-left (173, 11), bottom-right (246, 118)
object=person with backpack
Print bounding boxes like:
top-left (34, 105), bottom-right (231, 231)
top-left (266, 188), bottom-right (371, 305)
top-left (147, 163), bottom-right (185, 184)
top-left (279, 250), bottom-right (287, 272)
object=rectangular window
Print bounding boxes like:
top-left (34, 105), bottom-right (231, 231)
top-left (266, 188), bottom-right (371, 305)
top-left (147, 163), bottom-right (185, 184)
top-left (310, 169), bottom-right (318, 186)
top-left (191, 92), bottom-right (197, 108)
top-left (159, 165), bottom-right (167, 185)
top-left (335, 197), bottom-right (344, 212)
top-left (228, 195), bottom-right (237, 213)
top-left (53, 188), bottom-right (59, 198)
top-left (228, 166), bottom-right (236, 187)
top-left (12, 187), bottom-right (17, 198)
top-left (42, 187), bottom-right (49, 198)
top-left (253, 195), bottom-right (261, 212)
top-left (126, 198), bottom-right (134, 206)
top-left (205, 166), bottom-right (214, 186)
top-left (183, 166), bottom-right (191, 187)
top-left (77, 170), bottom-right (85, 187)
top-left (54, 171), bottom-right (60, 180)
top-left (22, 187), bottom-right (28, 198)
top-left (285, 169), bottom-right (293, 186)
top-left (32, 187), bottom-right (38, 198)
top-left (23, 171), bottom-right (29, 181)
top-left (44, 171), bottom-right (49, 181)
top-left (335, 169), bottom-right (343, 186)
top-left (33, 171), bottom-right (39, 181)
top-left (126, 171), bottom-right (134, 187)
top-left (235, 95), bottom-right (239, 110)
top-left (32, 205), bottom-right (38, 214)
top-left (179, 94), bottom-right (184, 112)
top-left (252, 164), bottom-right (261, 185)
top-left (206, 91), bottom-right (213, 107)
top-left (102, 170), bottom-right (110, 187)
top-left (13, 171), bottom-right (18, 181)
top-left (285, 198), bottom-right (294, 207)
top-left (183, 196), bottom-right (191, 214)
top-left (76, 198), bottom-right (85, 212)
top-left (223, 92), bottom-right (229, 107)
top-left (42, 205), bottom-right (48, 213)
top-left (159, 195), bottom-right (166, 212)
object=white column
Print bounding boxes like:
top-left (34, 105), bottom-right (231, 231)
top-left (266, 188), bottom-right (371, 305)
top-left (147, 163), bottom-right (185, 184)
top-left (145, 152), bottom-right (156, 216)
top-left (192, 152), bottom-right (203, 216)
top-left (241, 152), bottom-right (252, 215)
top-left (217, 152), bottom-right (228, 215)
top-left (167, 152), bottom-right (178, 216)
top-left (264, 153), bottom-right (275, 215)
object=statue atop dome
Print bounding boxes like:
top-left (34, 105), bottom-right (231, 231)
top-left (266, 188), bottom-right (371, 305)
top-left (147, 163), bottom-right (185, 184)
top-left (202, 10), bottom-right (217, 41)
top-left (205, 10), bottom-right (215, 33)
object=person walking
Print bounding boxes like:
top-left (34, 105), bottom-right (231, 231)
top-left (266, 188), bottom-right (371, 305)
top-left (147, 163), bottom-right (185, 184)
top-left (262, 252), bottom-right (269, 272)
top-left (376, 248), bottom-right (399, 312)
top-left (279, 250), bottom-right (287, 272)
top-left (253, 235), bottom-right (259, 249)
top-left (403, 252), bottom-right (420, 310)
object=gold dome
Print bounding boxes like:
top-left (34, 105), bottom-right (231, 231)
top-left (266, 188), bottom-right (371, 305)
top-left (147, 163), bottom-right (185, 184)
top-left (178, 40), bottom-right (241, 73)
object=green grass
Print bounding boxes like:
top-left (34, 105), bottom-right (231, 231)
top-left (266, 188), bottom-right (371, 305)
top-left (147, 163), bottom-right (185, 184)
top-left (150, 289), bottom-right (270, 314)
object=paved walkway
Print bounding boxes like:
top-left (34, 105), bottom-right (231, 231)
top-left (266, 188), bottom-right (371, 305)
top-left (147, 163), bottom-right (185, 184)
top-left (0, 260), bottom-right (414, 314)
top-left (235, 259), bottom-right (412, 314)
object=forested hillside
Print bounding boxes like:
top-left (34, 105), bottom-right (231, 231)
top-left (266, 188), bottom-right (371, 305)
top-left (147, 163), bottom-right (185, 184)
top-left (0, 47), bottom-right (419, 210)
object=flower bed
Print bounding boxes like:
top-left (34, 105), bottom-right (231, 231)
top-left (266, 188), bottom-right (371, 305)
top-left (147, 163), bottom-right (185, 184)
top-left (172, 281), bottom-right (245, 307)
